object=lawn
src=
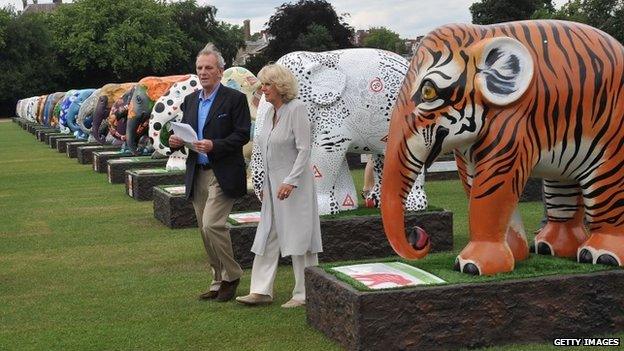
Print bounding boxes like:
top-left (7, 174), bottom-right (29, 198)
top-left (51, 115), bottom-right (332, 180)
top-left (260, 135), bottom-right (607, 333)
top-left (1, 120), bottom-right (621, 350)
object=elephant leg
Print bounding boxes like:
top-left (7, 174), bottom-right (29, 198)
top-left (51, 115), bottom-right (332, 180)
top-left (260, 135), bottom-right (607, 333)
top-left (364, 154), bottom-right (384, 208)
top-left (455, 151), bottom-right (529, 262)
top-left (534, 180), bottom-right (588, 257)
top-left (577, 175), bottom-right (624, 267)
top-left (334, 159), bottom-right (358, 211)
top-left (311, 147), bottom-right (345, 215)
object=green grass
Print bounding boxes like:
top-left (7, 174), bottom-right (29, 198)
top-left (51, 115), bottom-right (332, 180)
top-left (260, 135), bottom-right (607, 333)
top-left (1, 120), bottom-right (622, 351)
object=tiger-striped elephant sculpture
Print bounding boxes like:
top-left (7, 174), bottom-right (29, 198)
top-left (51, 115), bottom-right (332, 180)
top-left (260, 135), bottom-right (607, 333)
top-left (381, 20), bottom-right (624, 275)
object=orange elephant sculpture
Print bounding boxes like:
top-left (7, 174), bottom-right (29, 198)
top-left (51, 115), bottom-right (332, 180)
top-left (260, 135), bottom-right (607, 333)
top-left (381, 20), bottom-right (624, 275)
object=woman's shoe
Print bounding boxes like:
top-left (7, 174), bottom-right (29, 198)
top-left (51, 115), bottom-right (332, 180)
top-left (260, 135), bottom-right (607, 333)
top-left (235, 293), bottom-right (273, 306)
top-left (281, 298), bottom-right (305, 308)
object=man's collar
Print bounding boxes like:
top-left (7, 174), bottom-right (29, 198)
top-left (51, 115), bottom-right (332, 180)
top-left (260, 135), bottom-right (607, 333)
top-left (199, 83), bottom-right (221, 102)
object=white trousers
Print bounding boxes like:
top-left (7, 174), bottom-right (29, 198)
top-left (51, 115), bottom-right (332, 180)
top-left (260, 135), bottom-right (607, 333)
top-left (249, 223), bottom-right (318, 301)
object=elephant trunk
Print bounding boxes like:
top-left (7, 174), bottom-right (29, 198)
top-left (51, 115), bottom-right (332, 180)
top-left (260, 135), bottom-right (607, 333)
top-left (92, 96), bottom-right (109, 144)
top-left (380, 103), bottom-right (431, 260)
top-left (126, 111), bottom-right (148, 155)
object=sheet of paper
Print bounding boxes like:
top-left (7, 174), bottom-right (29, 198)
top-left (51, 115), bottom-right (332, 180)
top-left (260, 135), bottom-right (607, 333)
top-left (170, 122), bottom-right (203, 154)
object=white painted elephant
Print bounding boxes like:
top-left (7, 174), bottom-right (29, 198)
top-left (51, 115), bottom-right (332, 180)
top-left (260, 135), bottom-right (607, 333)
top-left (250, 48), bottom-right (427, 215)
top-left (149, 67), bottom-right (261, 171)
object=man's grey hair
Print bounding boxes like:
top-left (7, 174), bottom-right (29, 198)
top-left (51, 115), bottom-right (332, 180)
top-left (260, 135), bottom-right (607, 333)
top-left (197, 43), bottom-right (225, 69)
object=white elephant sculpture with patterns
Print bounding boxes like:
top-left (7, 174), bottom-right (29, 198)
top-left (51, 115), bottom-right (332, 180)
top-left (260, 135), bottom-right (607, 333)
top-left (149, 67), bottom-right (262, 171)
top-left (250, 48), bottom-right (427, 215)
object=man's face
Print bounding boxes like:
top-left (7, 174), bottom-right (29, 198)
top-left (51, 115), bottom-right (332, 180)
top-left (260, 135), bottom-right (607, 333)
top-left (196, 54), bottom-right (223, 92)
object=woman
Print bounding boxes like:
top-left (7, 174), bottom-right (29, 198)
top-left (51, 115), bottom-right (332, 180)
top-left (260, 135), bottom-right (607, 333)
top-left (236, 64), bottom-right (322, 308)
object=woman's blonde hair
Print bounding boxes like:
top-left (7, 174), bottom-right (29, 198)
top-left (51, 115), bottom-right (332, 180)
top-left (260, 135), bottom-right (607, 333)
top-left (258, 64), bottom-right (299, 102)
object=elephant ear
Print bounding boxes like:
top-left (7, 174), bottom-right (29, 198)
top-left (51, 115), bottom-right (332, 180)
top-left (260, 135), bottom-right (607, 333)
top-left (305, 61), bottom-right (346, 106)
top-left (476, 37), bottom-right (534, 106)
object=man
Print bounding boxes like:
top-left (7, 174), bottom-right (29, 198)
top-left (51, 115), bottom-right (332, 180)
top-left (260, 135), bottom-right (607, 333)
top-left (169, 43), bottom-right (251, 302)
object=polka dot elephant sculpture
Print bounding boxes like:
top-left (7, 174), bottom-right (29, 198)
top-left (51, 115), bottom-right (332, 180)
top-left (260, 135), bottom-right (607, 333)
top-left (149, 67), bottom-right (261, 171)
top-left (251, 48), bottom-right (427, 215)
top-left (381, 20), bottom-right (624, 276)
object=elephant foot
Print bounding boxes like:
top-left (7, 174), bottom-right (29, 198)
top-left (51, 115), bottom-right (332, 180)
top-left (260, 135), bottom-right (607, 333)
top-left (534, 221), bottom-right (588, 258)
top-left (506, 226), bottom-right (529, 261)
top-left (577, 233), bottom-right (624, 266)
top-left (455, 241), bottom-right (515, 275)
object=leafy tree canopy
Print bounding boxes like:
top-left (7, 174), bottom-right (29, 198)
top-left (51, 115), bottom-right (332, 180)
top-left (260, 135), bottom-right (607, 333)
top-left (362, 27), bottom-right (406, 54)
top-left (470, 0), bottom-right (555, 24)
top-left (263, 0), bottom-right (353, 60)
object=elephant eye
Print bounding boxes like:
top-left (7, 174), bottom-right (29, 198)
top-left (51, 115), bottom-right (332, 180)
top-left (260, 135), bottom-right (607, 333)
top-left (421, 81), bottom-right (438, 102)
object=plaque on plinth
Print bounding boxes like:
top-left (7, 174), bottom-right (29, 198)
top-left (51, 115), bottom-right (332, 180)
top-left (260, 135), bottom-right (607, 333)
top-left (106, 157), bottom-right (168, 183)
top-left (126, 168), bottom-right (185, 200)
top-left (66, 141), bottom-right (100, 158)
top-left (76, 145), bottom-right (121, 164)
top-left (92, 150), bottom-right (133, 172)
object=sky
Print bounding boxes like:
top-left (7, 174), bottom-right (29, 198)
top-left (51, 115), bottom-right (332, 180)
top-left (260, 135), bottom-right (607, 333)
top-left (1, 0), bottom-right (568, 39)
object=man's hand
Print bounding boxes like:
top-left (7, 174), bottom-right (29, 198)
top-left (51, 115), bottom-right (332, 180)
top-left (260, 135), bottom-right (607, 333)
top-left (277, 183), bottom-right (295, 200)
top-left (169, 135), bottom-right (184, 148)
top-left (193, 139), bottom-right (214, 154)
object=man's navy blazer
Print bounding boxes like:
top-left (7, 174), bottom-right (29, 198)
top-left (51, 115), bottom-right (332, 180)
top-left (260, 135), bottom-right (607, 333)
top-left (179, 84), bottom-right (251, 199)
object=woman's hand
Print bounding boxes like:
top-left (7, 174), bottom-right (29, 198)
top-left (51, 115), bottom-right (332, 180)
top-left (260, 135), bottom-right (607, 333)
top-left (169, 135), bottom-right (184, 148)
top-left (277, 183), bottom-right (295, 200)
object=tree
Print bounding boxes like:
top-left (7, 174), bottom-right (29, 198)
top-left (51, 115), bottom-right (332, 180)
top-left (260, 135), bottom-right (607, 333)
top-left (295, 24), bottom-right (339, 51)
top-left (0, 8), bottom-right (64, 117)
top-left (168, 0), bottom-right (244, 71)
top-left (262, 0), bottom-right (353, 61)
top-left (52, 0), bottom-right (187, 85)
top-left (533, 0), bottom-right (624, 43)
top-left (362, 27), bottom-right (406, 54)
top-left (470, 0), bottom-right (555, 24)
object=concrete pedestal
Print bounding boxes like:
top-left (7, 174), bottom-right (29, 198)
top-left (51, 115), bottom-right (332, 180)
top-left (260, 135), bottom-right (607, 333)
top-left (76, 145), bottom-right (121, 164)
top-left (126, 169), bottom-right (185, 200)
top-left (57, 137), bottom-right (80, 153)
top-left (66, 141), bottom-right (100, 158)
top-left (35, 128), bottom-right (59, 142)
top-left (106, 157), bottom-right (168, 183)
top-left (306, 267), bottom-right (624, 351)
top-left (50, 136), bottom-right (75, 149)
top-left (92, 150), bottom-right (133, 172)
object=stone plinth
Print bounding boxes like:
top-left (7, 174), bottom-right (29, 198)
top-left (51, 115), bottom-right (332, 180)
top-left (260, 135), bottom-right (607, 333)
top-left (76, 145), bottom-right (121, 164)
top-left (106, 157), bottom-right (168, 183)
top-left (57, 137), bottom-right (80, 153)
top-left (92, 150), bottom-right (133, 172)
top-left (35, 128), bottom-right (59, 142)
top-left (305, 268), bottom-right (624, 351)
top-left (66, 141), bottom-right (100, 158)
top-left (126, 169), bottom-right (185, 201)
top-left (44, 132), bottom-right (66, 145)
top-left (50, 136), bottom-right (75, 149)
top-left (153, 186), bottom-right (262, 229)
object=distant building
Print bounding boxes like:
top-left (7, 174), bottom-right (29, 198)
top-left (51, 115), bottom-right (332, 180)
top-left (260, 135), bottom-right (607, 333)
top-left (22, 0), bottom-right (63, 14)
top-left (404, 36), bottom-right (423, 57)
top-left (233, 20), bottom-right (270, 66)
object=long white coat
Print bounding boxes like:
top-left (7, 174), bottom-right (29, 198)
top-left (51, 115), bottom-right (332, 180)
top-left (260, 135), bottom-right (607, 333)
top-left (251, 99), bottom-right (322, 257)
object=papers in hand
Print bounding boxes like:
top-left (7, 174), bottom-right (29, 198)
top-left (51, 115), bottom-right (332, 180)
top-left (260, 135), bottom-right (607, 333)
top-left (170, 122), bottom-right (203, 154)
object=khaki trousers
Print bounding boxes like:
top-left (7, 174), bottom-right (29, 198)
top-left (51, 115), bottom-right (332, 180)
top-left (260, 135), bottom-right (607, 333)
top-left (191, 168), bottom-right (243, 291)
top-left (249, 223), bottom-right (318, 301)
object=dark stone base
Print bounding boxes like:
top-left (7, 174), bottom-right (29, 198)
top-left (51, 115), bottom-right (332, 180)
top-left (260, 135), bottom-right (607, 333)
top-left (22, 121), bottom-right (32, 130)
top-left (92, 150), bottom-right (132, 172)
top-left (48, 134), bottom-right (72, 148)
top-left (76, 145), bottom-right (121, 164)
top-left (57, 137), bottom-right (79, 153)
top-left (230, 211), bottom-right (453, 268)
top-left (51, 137), bottom-right (75, 150)
top-left (520, 178), bottom-right (543, 202)
top-left (306, 268), bottom-right (624, 351)
top-left (66, 141), bottom-right (100, 158)
top-left (153, 187), bottom-right (262, 229)
top-left (44, 132), bottom-right (66, 145)
top-left (35, 128), bottom-right (59, 142)
top-left (126, 169), bottom-right (185, 200)
top-left (106, 157), bottom-right (168, 183)
top-left (346, 153), bottom-right (366, 169)
top-left (426, 169), bottom-right (459, 181)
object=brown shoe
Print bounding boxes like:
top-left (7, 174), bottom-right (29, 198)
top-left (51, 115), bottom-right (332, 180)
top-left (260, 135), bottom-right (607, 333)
top-left (216, 279), bottom-right (240, 302)
top-left (198, 290), bottom-right (219, 301)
